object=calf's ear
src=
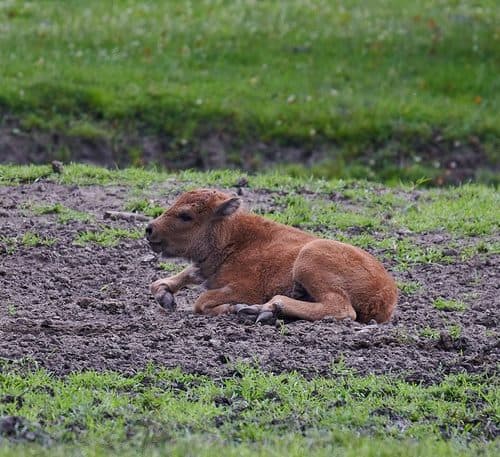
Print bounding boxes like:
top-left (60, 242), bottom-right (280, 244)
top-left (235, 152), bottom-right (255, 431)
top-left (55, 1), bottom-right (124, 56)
top-left (214, 197), bottom-right (241, 218)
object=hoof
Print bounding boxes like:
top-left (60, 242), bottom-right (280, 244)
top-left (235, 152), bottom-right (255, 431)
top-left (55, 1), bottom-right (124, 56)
top-left (155, 290), bottom-right (176, 312)
top-left (235, 304), bottom-right (261, 323)
top-left (256, 310), bottom-right (276, 325)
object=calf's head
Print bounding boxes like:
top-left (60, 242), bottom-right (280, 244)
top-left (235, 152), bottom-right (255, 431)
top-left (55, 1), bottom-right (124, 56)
top-left (145, 189), bottom-right (241, 261)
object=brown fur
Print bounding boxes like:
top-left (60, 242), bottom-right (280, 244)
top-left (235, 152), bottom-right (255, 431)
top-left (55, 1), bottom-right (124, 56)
top-left (146, 189), bottom-right (398, 323)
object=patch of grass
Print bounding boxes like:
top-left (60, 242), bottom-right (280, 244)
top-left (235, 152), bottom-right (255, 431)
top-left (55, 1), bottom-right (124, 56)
top-left (124, 199), bottom-right (164, 218)
top-left (265, 194), bottom-right (312, 226)
top-left (461, 240), bottom-right (500, 259)
top-left (433, 298), bottom-right (468, 312)
top-left (0, 235), bottom-right (16, 254)
top-left (420, 326), bottom-right (440, 341)
top-left (394, 185), bottom-right (500, 236)
top-left (178, 169), bottom-right (249, 189)
top-left (74, 226), bottom-right (143, 247)
top-left (0, 165), bottom-right (52, 184)
top-left (397, 280), bottom-right (422, 295)
top-left (66, 121), bottom-right (109, 140)
top-left (0, 364), bottom-right (498, 457)
top-left (20, 231), bottom-right (56, 247)
top-left (383, 238), bottom-right (453, 271)
top-left (29, 202), bottom-right (94, 224)
top-left (447, 324), bottom-right (463, 340)
top-left (265, 194), bottom-right (381, 231)
top-left (337, 235), bottom-right (454, 270)
top-left (158, 262), bottom-right (184, 274)
top-left (56, 164), bottom-right (167, 187)
top-left (0, 0), bottom-right (499, 161)
top-left (7, 304), bottom-right (16, 317)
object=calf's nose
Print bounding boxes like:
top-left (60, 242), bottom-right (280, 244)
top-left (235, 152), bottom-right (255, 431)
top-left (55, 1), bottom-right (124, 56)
top-left (145, 223), bottom-right (153, 239)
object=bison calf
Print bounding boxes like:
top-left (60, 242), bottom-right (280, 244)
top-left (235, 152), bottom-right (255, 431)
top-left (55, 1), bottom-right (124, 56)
top-left (146, 189), bottom-right (397, 324)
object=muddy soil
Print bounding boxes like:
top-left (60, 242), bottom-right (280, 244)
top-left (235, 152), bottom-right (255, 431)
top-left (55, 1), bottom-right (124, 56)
top-left (0, 181), bottom-right (498, 383)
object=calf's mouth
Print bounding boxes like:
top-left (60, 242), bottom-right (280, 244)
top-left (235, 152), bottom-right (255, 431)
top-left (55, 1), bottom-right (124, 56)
top-left (148, 240), bottom-right (164, 253)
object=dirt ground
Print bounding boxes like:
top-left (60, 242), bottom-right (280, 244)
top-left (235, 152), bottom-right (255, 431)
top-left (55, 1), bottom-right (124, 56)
top-left (0, 182), bottom-right (498, 383)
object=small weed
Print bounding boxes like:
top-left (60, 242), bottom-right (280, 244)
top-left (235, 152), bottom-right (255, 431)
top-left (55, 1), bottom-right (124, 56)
top-left (159, 262), bottom-right (184, 274)
top-left (277, 320), bottom-right (288, 336)
top-left (20, 231), bottom-right (56, 247)
top-left (447, 324), bottom-right (463, 340)
top-left (393, 328), bottom-right (413, 344)
top-left (265, 194), bottom-right (312, 226)
top-left (397, 281), bottom-right (422, 295)
top-left (461, 240), bottom-right (500, 259)
top-left (420, 327), bottom-right (440, 340)
top-left (74, 227), bottom-right (143, 247)
top-left (387, 239), bottom-right (453, 271)
top-left (7, 304), bottom-right (16, 317)
top-left (433, 298), bottom-right (468, 312)
top-left (30, 202), bottom-right (94, 224)
top-left (67, 121), bottom-right (108, 140)
top-left (313, 202), bottom-right (381, 231)
top-left (0, 235), bottom-right (16, 254)
top-left (125, 199), bottom-right (164, 218)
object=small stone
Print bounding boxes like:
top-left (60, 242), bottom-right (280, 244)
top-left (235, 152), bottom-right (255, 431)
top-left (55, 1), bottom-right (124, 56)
top-left (217, 354), bottom-right (231, 364)
top-left (235, 177), bottom-right (249, 187)
top-left (141, 254), bottom-right (156, 263)
top-left (51, 160), bottom-right (64, 174)
top-left (76, 297), bottom-right (93, 308)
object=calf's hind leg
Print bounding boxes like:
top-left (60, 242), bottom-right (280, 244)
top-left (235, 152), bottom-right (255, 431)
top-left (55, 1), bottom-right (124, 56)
top-left (237, 281), bottom-right (356, 323)
top-left (238, 246), bottom-right (357, 323)
top-left (260, 286), bottom-right (356, 323)
top-left (267, 243), bottom-right (358, 321)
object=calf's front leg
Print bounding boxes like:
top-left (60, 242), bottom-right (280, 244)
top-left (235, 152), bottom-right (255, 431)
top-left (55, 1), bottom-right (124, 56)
top-left (150, 265), bottom-right (204, 311)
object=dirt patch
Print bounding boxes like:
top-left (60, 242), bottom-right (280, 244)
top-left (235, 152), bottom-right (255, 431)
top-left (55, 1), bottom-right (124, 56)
top-left (0, 182), bottom-right (498, 383)
top-left (0, 415), bottom-right (51, 446)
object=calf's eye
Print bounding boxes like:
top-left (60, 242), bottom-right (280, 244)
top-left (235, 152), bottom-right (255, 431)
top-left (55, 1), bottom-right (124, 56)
top-left (178, 212), bottom-right (193, 222)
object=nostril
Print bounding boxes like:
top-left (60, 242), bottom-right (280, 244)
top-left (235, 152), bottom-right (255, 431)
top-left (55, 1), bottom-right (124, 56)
top-left (145, 224), bottom-right (153, 237)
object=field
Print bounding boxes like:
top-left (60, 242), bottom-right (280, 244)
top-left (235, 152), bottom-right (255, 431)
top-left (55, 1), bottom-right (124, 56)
top-left (1, 0), bottom-right (499, 455)
top-left (0, 0), bottom-right (499, 182)
top-left (0, 164), bottom-right (499, 456)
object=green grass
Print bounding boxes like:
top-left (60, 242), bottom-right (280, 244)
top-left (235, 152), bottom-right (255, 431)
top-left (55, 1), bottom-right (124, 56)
top-left (28, 202), bottom-right (94, 224)
top-left (0, 363), bottom-right (498, 457)
top-left (1, 231), bottom-right (57, 252)
top-left (420, 326), bottom-right (441, 340)
top-left (394, 185), bottom-right (500, 236)
top-left (264, 194), bottom-right (382, 230)
top-left (0, 235), bottom-right (16, 254)
top-left (158, 262), bottom-right (184, 274)
top-left (397, 280), bottom-right (422, 295)
top-left (74, 226), bottom-right (143, 247)
top-left (433, 298), bottom-right (468, 312)
top-left (447, 324), bottom-right (463, 340)
top-left (124, 199), bottom-right (165, 218)
top-left (20, 231), bottom-right (56, 247)
top-left (0, 0), bottom-right (499, 177)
